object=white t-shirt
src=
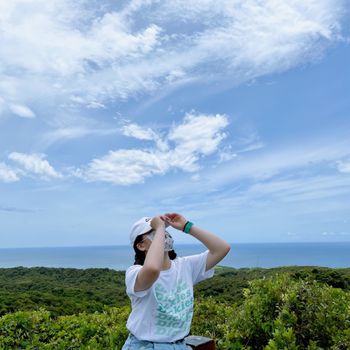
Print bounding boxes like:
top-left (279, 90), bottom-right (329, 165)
top-left (125, 249), bottom-right (215, 342)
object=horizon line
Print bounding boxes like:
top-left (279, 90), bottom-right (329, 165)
top-left (1, 241), bottom-right (350, 250)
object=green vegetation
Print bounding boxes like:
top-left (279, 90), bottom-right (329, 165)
top-left (192, 274), bottom-right (350, 349)
top-left (0, 267), bottom-right (128, 317)
top-left (0, 307), bottom-right (129, 350)
top-left (0, 266), bottom-right (349, 349)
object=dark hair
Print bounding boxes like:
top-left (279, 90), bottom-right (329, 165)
top-left (133, 233), bottom-right (177, 265)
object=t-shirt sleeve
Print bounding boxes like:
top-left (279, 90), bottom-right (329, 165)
top-left (125, 265), bottom-right (151, 298)
top-left (182, 249), bottom-right (215, 285)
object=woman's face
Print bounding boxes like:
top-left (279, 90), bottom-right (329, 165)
top-left (136, 230), bottom-right (173, 252)
top-left (136, 231), bottom-right (153, 252)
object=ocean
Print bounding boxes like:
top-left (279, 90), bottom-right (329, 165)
top-left (0, 242), bottom-right (349, 270)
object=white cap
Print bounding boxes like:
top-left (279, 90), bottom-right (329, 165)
top-left (130, 217), bottom-right (153, 247)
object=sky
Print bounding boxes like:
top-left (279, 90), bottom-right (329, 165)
top-left (1, 0), bottom-right (350, 248)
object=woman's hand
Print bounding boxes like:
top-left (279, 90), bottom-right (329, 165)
top-left (151, 216), bottom-right (165, 230)
top-left (162, 213), bottom-right (187, 231)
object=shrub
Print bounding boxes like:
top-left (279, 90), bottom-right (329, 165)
top-left (220, 274), bottom-right (350, 349)
top-left (0, 306), bottom-right (130, 349)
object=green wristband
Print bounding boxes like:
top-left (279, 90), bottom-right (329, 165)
top-left (183, 221), bottom-right (193, 234)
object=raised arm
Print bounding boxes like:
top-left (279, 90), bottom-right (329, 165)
top-left (134, 217), bottom-right (166, 292)
top-left (143, 217), bottom-right (166, 272)
top-left (163, 213), bottom-right (231, 271)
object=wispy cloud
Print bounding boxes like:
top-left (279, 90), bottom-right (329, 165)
top-left (244, 175), bottom-right (350, 205)
top-left (159, 173), bottom-right (350, 225)
top-left (0, 162), bottom-right (19, 183)
top-left (203, 136), bottom-right (350, 188)
top-left (336, 159), bottom-right (350, 173)
top-left (121, 123), bottom-right (158, 141)
top-left (8, 152), bottom-right (62, 180)
top-left (40, 126), bottom-right (120, 148)
top-left (121, 122), bottom-right (168, 151)
top-left (0, 0), bottom-right (346, 118)
top-left (144, 132), bottom-right (350, 205)
top-left (9, 103), bottom-right (36, 118)
top-left (218, 145), bottom-right (237, 163)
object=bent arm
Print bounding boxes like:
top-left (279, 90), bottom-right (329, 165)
top-left (188, 225), bottom-right (231, 271)
top-left (134, 218), bottom-right (166, 292)
top-left (143, 225), bottom-right (166, 272)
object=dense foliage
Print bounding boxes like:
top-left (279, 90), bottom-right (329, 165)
top-left (0, 267), bottom-right (128, 316)
top-left (206, 274), bottom-right (350, 349)
top-left (0, 266), bottom-right (349, 349)
top-left (0, 307), bottom-right (129, 349)
top-left (1, 265), bottom-right (349, 316)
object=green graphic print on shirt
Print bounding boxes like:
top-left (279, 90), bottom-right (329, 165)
top-left (154, 280), bottom-right (193, 337)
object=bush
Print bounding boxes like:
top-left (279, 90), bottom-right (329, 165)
top-left (192, 296), bottom-right (235, 342)
top-left (220, 274), bottom-right (350, 349)
top-left (0, 306), bottom-right (130, 349)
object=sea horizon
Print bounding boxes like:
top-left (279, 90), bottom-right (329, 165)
top-left (1, 242), bottom-right (349, 270)
top-left (2, 240), bottom-right (350, 249)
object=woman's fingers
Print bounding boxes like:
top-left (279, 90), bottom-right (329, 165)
top-left (160, 214), bottom-right (172, 221)
top-left (163, 213), bottom-right (172, 222)
top-left (162, 213), bottom-right (188, 231)
top-left (164, 212), bottom-right (179, 221)
top-left (160, 215), bottom-right (171, 227)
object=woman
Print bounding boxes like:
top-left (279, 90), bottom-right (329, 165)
top-left (122, 212), bottom-right (231, 349)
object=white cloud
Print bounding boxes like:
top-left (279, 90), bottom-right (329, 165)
top-left (218, 145), bottom-right (237, 163)
top-left (0, 0), bottom-right (161, 112)
top-left (0, 162), bottom-right (19, 182)
top-left (168, 113), bottom-right (229, 171)
top-left (9, 103), bottom-right (36, 118)
top-left (121, 123), bottom-right (158, 141)
top-left (69, 96), bottom-right (106, 109)
top-left (0, 2), bottom-right (161, 76)
top-left (8, 152), bottom-right (62, 179)
top-left (169, 113), bottom-right (228, 155)
top-left (337, 159), bottom-right (350, 173)
top-left (0, 1), bottom-right (346, 115)
top-left (82, 113), bottom-right (229, 184)
top-left (121, 122), bottom-right (169, 151)
top-left (0, 97), bottom-right (6, 114)
top-left (84, 149), bottom-right (168, 185)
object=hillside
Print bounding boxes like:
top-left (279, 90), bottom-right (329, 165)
top-left (0, 266), bottom-right (349, 349)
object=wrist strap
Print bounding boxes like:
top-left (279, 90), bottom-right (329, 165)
top-left (183, 221), bottom-right (193, 234)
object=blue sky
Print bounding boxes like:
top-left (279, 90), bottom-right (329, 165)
top-left (1, 0), bottom-right (350, 248)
